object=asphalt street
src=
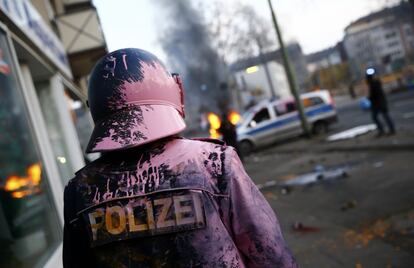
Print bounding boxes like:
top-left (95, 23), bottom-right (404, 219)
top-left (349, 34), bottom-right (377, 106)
top-left (334, 89), bottom-right (414, 133)
top-left (243, 90), bottom-right (414, 268)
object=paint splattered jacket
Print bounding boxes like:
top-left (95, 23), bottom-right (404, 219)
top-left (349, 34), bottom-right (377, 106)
top-left (63, 137), bottom-right (297, 268)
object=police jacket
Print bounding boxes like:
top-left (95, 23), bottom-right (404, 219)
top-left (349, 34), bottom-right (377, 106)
top-left (63, 137), bottom-right (297, 268)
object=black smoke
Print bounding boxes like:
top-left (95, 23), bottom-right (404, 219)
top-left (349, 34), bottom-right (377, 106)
top-left (155, 0), bottom-right (229, 127)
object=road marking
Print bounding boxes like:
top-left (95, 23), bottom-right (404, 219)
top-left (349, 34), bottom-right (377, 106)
top-left (403, 112), bottom-right (414, 119)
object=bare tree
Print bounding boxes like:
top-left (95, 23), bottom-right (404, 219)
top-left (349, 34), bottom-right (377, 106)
top-left (204, 2), bottom-right (278, 64)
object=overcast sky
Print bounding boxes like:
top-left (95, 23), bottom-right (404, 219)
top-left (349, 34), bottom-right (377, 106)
top-left (93, 0), bottom-right (399, 62)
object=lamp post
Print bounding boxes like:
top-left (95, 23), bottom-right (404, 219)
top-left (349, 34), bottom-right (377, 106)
top-left (267, 0), bottom-right (311, 136)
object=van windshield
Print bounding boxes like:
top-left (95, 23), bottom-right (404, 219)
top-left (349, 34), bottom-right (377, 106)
top-left (249, 108), bottom-right (270, 127)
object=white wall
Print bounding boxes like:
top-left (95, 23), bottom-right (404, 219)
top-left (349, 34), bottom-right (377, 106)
top-left (235, 61), bottom-right (291, 108)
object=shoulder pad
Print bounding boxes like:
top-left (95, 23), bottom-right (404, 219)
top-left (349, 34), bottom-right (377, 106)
top-left (191, 137), bottom-right (225, 146)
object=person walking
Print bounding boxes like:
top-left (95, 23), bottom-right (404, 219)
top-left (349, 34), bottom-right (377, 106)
top-left (366, 68), bottom-right (396, 136)
top-left (63, 48), bottom-right (297, 268)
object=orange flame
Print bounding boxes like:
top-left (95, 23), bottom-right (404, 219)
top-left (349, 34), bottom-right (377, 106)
top-left (228, 111), bottom-right (241, 125)
top-left (4, 163), bottom-right (42, 199)
top-left (207, 112), bottom-right (221, 139)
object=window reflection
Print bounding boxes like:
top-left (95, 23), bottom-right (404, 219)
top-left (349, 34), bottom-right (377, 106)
top-left (0, 29), bottom-right (61, 268)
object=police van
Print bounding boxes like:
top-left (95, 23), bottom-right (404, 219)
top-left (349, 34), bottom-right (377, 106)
top-left (237, 90), bottom-right (337, 154)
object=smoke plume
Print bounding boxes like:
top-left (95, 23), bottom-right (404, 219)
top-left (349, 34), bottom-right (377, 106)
top-left (155, 0), bottom-right (229, 127)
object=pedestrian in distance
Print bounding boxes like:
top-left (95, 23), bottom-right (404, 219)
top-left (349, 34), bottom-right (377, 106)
top-left (365, 68), bottom-right (396, 136)
top-left (63, 48), bottom-right (298, 268)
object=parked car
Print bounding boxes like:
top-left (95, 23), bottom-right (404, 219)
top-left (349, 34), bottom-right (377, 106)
top-left (237, 90), bottom-right (337, 154)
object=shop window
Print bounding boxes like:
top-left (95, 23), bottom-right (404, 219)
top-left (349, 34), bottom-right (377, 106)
top-left (36, 81), bottom-right (75, 183)
top-left (0, 29), bottom-right (61, 268)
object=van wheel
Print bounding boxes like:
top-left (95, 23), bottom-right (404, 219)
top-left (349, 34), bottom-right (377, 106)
top-left (312, 121), bottom-right (328, 135)
top-left (239, 140), bottom-right (253, 156)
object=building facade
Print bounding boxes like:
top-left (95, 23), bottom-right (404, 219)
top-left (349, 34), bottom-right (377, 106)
top-left (230, 42), bottom-right (309, 93)
top-left (230, 42), bottom-right (309, 110)
top-left (0, 0), bottom-right (107, 267)
top-left (306, 42), bottom-right (347, 73)
top-left (344, 2), bottom-right (414, 78)
top-left (234, 61), bottom-right (290, 109)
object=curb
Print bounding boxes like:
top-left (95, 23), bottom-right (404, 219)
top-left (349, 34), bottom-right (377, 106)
top-left (264, 144), bottom-right (414, 154)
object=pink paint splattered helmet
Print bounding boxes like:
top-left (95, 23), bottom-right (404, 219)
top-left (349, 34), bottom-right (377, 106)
top-left (85, 48), bottom-right (186, 153)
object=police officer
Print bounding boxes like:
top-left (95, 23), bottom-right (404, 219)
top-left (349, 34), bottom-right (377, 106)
top-left (366, 68), bottom-right (396, 136)
top-left (63, 48), bottom-right (297, 268)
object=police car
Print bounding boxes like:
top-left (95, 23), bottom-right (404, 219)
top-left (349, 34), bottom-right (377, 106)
top-left (237, 90), bottom-right (337, 154)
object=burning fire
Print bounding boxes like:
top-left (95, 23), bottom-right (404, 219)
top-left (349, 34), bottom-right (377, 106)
top-left (207, 111), bottom-right (241, 139)
top-left (207, 112), bottom-right (221, 139)
top-left (3, 163), bottom-right (42, 199)
top-left (228, 111), bottom-right (241, 125)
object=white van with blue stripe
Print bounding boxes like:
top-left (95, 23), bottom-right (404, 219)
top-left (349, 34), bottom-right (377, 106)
top-left (237, 90), bottom-right (337, 154)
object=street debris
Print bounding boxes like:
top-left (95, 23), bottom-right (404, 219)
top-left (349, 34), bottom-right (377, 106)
top-left (326, 124), bottom-right (377, 142)
top-left (262, 180), bottom-right (277, 188)
top-left (292, 222), bottom-right (320, 233)
top-left (282, 167), bottom-right (348, 187)
top-left (372, 161), bottom-right (384, 168)
top-left (257, 166), bottom-right (348, 190)
top-left (263, 192), bottom-right (278, 201)
top-left (340, 200), bottom-right (357, 211)
top-left (281, 187), bottom-right (291, 195)
top-left (314, 164), bottom-right (325, 172)
top-left (344, 219), bottom-right (390, 247)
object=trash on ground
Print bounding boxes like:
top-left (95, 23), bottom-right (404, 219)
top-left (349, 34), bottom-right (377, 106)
top-left (280, 174), bottom-right (297, 181)
top-left (372, 161), bottom-right (384, 168)
top-left (257, 166), bottom-right (349, 190)
top-left (341, 200), bottom-right (357, 211)
top-left (281, 187), bottom-right (291, 195)
top-left (292, 222), bottom-right (320, 233)
top-left (257, 180), bottom-right (278, 190)
top-left (263, 192), bottom-right (278, 201)
top-left (282, 167), bottom-right (348, 187)
top-left (327, 124), bottom-right (377, 142)
top-left (314, 164), bottom-right (325, 172)
top-left (399, 227), bottom-right (414, 236)
top-left (344, 219), bottom-right (390, 247)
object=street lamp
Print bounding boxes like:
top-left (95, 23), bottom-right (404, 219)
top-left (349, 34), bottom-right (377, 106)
top-left (267, 0), bottom-right (311, 136)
